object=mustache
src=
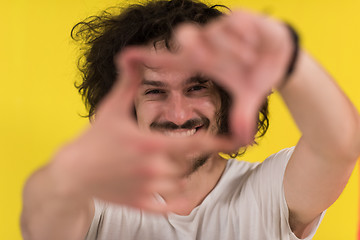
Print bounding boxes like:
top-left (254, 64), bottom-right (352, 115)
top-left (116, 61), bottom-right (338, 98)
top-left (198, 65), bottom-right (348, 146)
top-left (150, 117), bottom-right (210, 130)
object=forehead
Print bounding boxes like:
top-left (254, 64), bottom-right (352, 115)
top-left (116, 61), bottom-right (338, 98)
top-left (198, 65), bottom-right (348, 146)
top-left (142, 67), bottom-right (209, 86)
top-left (142, 42), bottom-right (213, 87)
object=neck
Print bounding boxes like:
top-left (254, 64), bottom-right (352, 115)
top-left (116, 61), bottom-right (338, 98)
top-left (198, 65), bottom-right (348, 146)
top-left (160, 153), bottom-right (227, 215)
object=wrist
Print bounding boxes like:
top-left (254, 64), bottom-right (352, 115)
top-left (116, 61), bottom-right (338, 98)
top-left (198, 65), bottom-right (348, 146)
top-left (279, 23), bottom-right (301, 89)
top-left (278, 50), bottom-right (310, 95)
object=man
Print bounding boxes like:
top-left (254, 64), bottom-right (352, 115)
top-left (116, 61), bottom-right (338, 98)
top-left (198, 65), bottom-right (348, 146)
top-left (21, 0), bottom-right (360, 239)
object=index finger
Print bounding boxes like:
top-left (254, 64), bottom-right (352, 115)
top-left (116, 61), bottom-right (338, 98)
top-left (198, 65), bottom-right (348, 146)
top-left (106, 47), bottom-right (153, 115)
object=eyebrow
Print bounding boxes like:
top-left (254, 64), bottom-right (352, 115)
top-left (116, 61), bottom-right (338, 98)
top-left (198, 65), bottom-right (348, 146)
top-left (186, 75), bottom-right (209, 85)
top-left (142, 80), bottom-right (167, 87)
top-left (141, 75), bottom-right (209, 87)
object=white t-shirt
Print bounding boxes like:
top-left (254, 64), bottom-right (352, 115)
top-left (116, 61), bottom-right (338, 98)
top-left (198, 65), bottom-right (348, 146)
top-left (86, 147), bottom-right (325, 240)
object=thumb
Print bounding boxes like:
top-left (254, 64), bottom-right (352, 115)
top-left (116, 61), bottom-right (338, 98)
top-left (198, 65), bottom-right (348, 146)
top-left (106, 47), bottom-right (149, 115)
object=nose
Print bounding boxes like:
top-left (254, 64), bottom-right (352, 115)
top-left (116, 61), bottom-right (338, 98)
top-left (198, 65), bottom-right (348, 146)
top-left (163, 92), bottom-right (193, 126)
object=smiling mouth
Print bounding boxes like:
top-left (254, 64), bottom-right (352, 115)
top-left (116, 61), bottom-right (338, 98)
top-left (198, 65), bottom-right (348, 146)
top-left (150, 118), bottom-right (209, 137)
top-left (163, 125), bottom-right (203, 137)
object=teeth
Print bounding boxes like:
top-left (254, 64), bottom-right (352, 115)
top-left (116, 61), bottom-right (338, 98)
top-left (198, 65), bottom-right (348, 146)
top-left (164, 129), bottom-right (196, 137)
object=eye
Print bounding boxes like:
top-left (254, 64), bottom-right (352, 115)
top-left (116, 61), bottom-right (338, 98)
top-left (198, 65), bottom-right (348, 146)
top-left (188, 85), bottom-right (206, 92)
top-left (145, 89), bottom-right (165, 95)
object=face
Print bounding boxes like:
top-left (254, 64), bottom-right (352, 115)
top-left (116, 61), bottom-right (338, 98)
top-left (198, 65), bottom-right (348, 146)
top-left (134, 49), bottom-right (222, 172)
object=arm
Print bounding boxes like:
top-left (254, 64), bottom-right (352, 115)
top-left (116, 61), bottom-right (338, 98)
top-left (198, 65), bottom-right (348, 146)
top-left (21, 160), bottom-right (94, 240)
top-left (171, 11), bottom-right (360, 238)
top-left (20, 52), bottom-right (166, 239)
top-left (281, 50), bottom-right (360, 237)
top-left (20, 49), bottom-right (228, 239)
top-left (20, 52), bottom-right (165, 239)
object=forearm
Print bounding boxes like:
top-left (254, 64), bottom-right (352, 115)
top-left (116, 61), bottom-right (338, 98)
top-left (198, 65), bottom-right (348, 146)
top-left (21, 163), bottom-right (94, 240)
top-left (279, 50), bottom-right (360, 161)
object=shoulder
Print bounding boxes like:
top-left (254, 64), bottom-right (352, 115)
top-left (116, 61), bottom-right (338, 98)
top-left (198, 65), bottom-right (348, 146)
top-left (224, 147), bottom-right (295, 180)
top-left (213, 148), bottom-right (295, 199)
top-left (245, 147), bottom-right (295, 187)
top-left (218, 147), bottom-right (296, 203)
top-left (256, 147), bottom-right (295, 175)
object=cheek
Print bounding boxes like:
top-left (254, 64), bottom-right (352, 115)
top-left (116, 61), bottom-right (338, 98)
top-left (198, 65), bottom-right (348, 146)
top-left (197, 100), bottom-right (218, 117)
top-left (203, 94), bottom-right (222, 131)
top-left (198, 92), bottom-right (221, 118)
top-left (135, 101), bottom-right (162, 131)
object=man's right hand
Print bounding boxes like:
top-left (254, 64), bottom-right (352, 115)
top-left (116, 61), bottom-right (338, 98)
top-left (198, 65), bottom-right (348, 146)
top-left (21, 47), bottom-right (233, 240)
top-left (49, 48), bottom-right (232, 212)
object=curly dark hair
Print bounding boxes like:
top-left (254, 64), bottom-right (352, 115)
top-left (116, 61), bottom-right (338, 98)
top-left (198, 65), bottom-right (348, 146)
top-left (71, 0), bottom-right (269, 157)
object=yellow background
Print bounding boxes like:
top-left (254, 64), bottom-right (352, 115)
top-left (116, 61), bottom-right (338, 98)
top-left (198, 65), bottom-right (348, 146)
top-left (1, 0), bottom-right (359, 239)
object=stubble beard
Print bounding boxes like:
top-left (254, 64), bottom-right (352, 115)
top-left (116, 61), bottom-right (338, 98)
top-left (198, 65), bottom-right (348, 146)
top-left (185, 123), bottom-right (219, 176)
top-left (186, 153), bottom-right (211, 175)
